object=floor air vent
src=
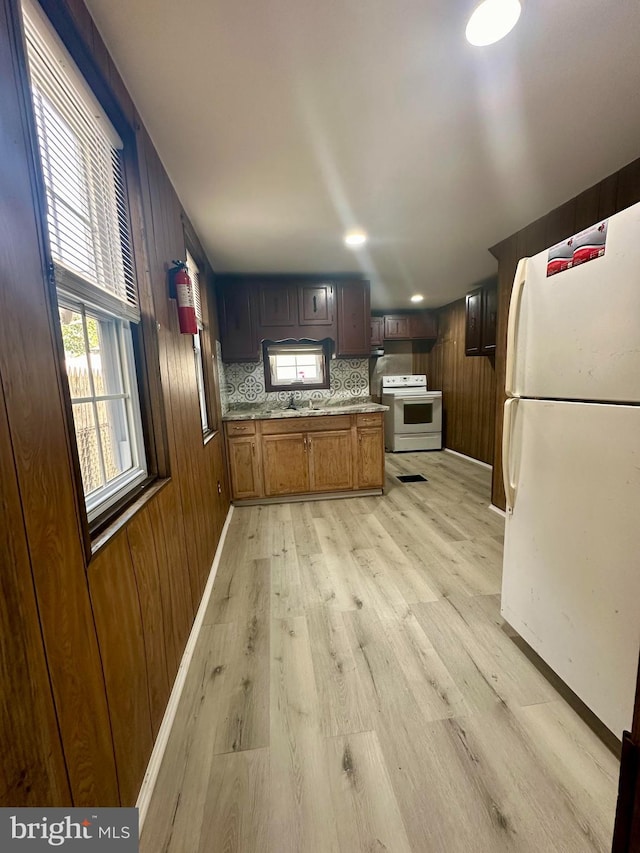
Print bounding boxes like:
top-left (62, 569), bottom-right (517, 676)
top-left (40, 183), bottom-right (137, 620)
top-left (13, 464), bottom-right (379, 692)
top-left (396, 474), bottom-right (428, 483)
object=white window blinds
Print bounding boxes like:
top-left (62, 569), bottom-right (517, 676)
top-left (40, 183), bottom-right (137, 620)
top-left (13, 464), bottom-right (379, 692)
top-left (23, 0), bottom-right (139, 323)
top-left (185, 249), bottom-right (203, 328)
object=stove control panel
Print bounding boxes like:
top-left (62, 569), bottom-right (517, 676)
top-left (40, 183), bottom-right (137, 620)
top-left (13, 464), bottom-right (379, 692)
top-left (381, 374), bottom-right (427, 389)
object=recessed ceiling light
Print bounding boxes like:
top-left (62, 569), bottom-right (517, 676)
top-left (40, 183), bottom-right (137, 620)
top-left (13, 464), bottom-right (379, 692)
top-left (410, 294), bottom-right (424, 303)
top-left (465, 0), bottom-right (521, 46)
top-left (344, 228), bottom-right (368, 248)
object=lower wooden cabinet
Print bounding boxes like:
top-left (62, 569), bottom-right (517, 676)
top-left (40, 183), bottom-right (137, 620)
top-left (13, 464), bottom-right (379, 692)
top-left (308, 430), bottom-right (353, 492)
top-left (227, 435), bottom-right (262, 499)
top-left (356, 427), bottom-right (385, 488)
top-left (263, 433), bottom-right (309, 496)
top-left (224, 412), bottom-right (384, 501)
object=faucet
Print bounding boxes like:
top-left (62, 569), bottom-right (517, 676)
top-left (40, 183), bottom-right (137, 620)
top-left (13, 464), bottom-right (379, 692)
top-left (286, 393), bottom-right (296, 410)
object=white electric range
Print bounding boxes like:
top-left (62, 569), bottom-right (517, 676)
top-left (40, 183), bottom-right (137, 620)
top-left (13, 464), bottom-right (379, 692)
top-left (381, 374), bottom-right (443, 452)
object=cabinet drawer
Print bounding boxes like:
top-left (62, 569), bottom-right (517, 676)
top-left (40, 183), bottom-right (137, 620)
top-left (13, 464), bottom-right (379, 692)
top-left (261, 415), bottom-right (352, 434)
top-left (356, 412), bottom-right (383, 428)
top-left (225, 420), bottom-right (256, 436)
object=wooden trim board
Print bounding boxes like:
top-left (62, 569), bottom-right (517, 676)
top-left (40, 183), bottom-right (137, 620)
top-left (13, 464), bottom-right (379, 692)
top-left (444, 448), bottom-right (493, 470)
top-left (232, 488), bottom-right (382, 506)
top-left (135, 504), bottom-right (234, 828)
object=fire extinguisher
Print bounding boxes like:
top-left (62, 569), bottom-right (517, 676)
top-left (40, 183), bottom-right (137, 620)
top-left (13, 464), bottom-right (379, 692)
top-left (171, 260), bottom-right (198, 335)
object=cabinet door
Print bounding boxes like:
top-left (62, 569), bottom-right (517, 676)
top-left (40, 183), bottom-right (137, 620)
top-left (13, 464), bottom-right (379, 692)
top-left (258, 283), bottom-right (297, 327)
top-left (219, 279), bottom-right (259, 361)
top-left (299, 283), bottom-right (333, 325)
top-left (370, 316), bottom-right (383, 347)
top-left (337, 281), bottom-right (370, 356)
top-left (465, 290), bottom-right (482, 356)
top-left (481, 285), bottom-right (497, 354)
top-left (409, 312), bottom-right (437, 339)
top-left (384, 315), bottom-right (410, 339)
top-left (227, 435), bottom-right (262, 499)
top-left (308, 430), bottom-right (353, 492)
top-left (262, 433), bottom-right (309, 496)
top-left (356, 428), bottom-right (385, 488)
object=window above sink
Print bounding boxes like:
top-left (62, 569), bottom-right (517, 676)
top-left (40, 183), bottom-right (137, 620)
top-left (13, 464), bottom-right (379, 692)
top-left (263, 340), bottom-right (331, 392)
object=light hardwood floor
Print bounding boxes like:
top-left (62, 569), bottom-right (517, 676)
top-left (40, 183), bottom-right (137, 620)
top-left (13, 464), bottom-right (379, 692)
top-left (141, 450), bottom-right (619, 853)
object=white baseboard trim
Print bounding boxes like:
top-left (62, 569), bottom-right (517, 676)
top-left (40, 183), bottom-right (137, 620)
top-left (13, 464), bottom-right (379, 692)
top-left (489, 503), bottom-right (507, 518)
top-left (136, 504), bottom-right (235, 828)
top-left (444, 448), bottom-right (492, 471)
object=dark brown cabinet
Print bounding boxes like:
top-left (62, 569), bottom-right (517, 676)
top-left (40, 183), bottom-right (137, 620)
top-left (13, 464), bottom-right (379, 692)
top-left (258, 282), bottom-right (297, 327)
top-left (465, 284), bottom-right (497, 356)
top-left (336, 280), bottom-right (370, 356)
top-left (384, 315), bottom-right (411, 339)
top-left (465, 290), bottom-right (483, 356)
top-left (409, 312), bottom-right (437, 339)
top-left (370, 316), bottom-right (384, 347)
top-left (482, 285), bottom-right (497, 354)
top-left (219, 279), bottom-right (260, 361)
top-left (299, 283), bottom-right (333, 326)
top-left (218, 277), bottom-right (369, 361)
top-left (379, 312), bottom-right (436, 341)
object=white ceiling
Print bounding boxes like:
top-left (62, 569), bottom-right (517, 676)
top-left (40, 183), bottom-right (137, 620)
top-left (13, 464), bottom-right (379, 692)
top-left (86, 0), bottom-right (640, 310)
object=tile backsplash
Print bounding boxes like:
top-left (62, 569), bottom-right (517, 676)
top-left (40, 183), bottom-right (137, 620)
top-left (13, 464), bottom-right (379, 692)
top-left (220, 355), bottom-right (369, 412)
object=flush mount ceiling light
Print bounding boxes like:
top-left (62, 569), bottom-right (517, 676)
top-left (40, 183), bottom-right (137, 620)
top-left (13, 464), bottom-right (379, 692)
top-left (465, 0), bottom-right (521, 46)
top-left (410, 294), bottom-right (424, 303)
top-left (344, 228), bottom-right (368, 248)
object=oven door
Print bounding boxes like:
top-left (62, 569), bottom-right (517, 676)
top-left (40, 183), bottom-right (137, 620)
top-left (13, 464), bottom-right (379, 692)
top-left (394, 395), bottom-right (442, 434)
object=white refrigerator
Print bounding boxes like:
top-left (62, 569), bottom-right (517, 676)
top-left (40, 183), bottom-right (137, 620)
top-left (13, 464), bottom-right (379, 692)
top-left (501, 201), bottom-right (640, 738)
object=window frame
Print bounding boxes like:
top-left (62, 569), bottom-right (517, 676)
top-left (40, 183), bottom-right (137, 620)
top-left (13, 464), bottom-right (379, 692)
top-left (185, 248), bottom-right (211, 435)
top-left (263, 339), bottom-right (331, 392)
top-left (20, 0), bottom-right (167, 544)
top-left (183, 220), bottom-right (221, 438)
top-left (57, 293), bottom-right (148, 523)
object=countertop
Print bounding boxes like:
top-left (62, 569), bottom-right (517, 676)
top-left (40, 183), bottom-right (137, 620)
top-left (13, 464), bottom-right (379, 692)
top-left (223, 399), bottom-right (388, 421)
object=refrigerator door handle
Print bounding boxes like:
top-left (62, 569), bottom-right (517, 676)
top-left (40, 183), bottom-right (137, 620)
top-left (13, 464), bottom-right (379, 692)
top-left (505, 258), bottom-right (528, 397)
top-left (502, 397), bottom-right (519, 513)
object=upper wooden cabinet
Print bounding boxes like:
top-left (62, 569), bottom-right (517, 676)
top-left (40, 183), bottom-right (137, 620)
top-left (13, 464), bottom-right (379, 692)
top-left (465, 283), bottom-right (497, 356)
top-left (384, 315), bottom-right (410, 339)
top-left (409, 312), bottom-right (437, 339)
top-left (299, 283), bottom-right (334, 326)
top-left (370, 316), bottom-right (384, 347)
top-left (258, 282), bottom-right (297, 327)
top-left (377, 311), bottom-right (437, 341)
top-left (482, 285), bottom-right (497, 354)
top-left (218, 278), bottom-right (260, 361)
top-left (217, 277), bottom-right (368, 361)
top-left (336, 280), bottom-right (371, 356)
top-left (465, 290), bottom-right (483, 356)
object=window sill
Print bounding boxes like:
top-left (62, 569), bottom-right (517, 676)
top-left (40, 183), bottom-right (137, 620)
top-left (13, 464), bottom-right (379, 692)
top-left (203, 428), bottom-right (220, 446)
top-left (90, 476), bottom-right (171, 558)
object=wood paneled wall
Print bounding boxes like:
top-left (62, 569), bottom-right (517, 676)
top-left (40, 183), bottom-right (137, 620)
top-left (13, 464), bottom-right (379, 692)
top-left (0, 0), bottom-right (230, 808)
top-left (414, 299), bottom-right (496, 465)
top-left (490, 157), bottom-right (640, 510)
